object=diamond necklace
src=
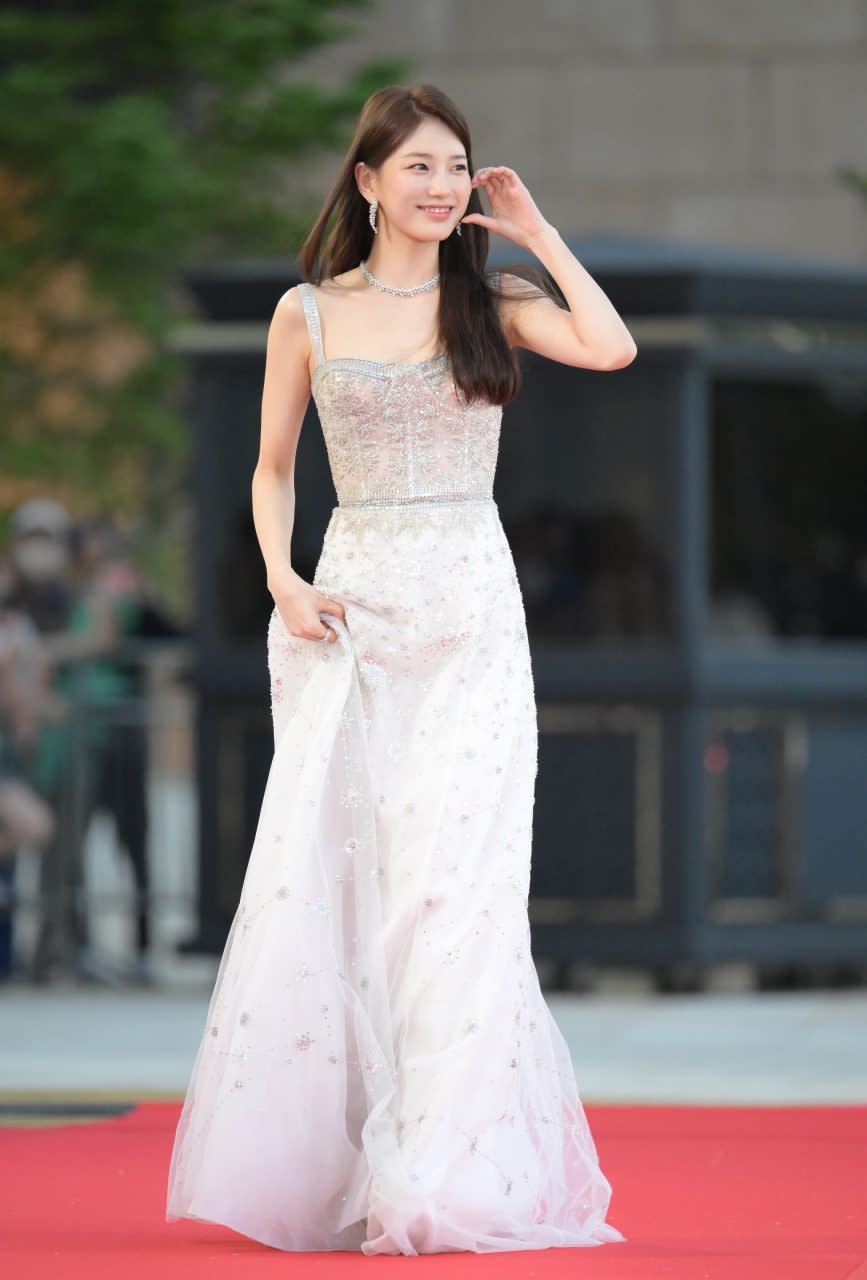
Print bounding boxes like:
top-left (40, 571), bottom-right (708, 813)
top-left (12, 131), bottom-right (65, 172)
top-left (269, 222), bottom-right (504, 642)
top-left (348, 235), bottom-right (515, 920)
top-left (358, 259), bottom-right (440, 297)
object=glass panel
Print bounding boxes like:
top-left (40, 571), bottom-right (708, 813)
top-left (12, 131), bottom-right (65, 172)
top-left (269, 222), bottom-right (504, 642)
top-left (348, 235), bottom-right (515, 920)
top-left (709, 375), bottom-right (867, 645)
top-left (498, 359), bottom-right (671, 644)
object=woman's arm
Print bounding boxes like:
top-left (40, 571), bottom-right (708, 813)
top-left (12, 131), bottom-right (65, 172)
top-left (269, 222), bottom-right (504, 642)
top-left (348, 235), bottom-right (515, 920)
top-left (252, 287), bottom-right (345, 643)
top-left (504, 225), bottom-right (638, 371)
top-left (464, 165), bottom-right (637, 371)
top-left (252, 287), bottom-right (310, 589)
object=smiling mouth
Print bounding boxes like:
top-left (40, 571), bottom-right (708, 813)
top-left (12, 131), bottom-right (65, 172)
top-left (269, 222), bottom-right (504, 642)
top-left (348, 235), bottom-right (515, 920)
top-left (418, 206), bottom-right (454, 212)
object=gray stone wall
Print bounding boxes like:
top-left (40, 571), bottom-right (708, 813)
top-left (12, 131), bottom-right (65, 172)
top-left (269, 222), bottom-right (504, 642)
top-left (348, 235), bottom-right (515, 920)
top-left (293, 0), bottom-right (867, 263)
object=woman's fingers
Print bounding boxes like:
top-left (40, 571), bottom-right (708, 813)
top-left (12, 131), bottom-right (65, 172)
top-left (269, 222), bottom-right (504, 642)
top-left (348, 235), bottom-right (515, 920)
top-left (315, 595), bottom-right (345, 643)
top-left (473, 166), bottom-right (515, 188)
top-left (296, 613), bottom-right (334, 643)
top-left (318, 595), bottom-right (345, 624)
top-left (274, 594), bottom-right (344, 644)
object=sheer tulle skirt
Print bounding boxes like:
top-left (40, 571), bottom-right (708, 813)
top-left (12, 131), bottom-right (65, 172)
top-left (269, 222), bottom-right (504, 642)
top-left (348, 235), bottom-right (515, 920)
top-left (165, 501), bottom-right (626, 1254)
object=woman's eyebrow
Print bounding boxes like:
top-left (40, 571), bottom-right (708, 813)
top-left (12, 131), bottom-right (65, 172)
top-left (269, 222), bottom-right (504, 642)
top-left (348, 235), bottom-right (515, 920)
top-left (401, 151), bottom-right (467, 160)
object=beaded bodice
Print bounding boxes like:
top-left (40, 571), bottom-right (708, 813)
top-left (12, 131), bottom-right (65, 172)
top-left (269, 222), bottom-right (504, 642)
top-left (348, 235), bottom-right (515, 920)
top-left (298, 280), bottom-right (503, 508)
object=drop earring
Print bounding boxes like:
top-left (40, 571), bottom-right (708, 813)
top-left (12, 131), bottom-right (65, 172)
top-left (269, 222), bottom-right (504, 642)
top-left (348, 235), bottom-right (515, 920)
top-left (369, 197), bottom-right (378, 234)
top-left (454, 221), bottom-right (462, 236)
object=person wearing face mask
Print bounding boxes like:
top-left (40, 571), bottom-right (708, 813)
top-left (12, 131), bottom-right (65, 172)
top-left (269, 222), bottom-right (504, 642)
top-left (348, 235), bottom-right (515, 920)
top-left (6, 499), bottom-right (74, 634)
top-left (5, 499), bottom-right (146, 982)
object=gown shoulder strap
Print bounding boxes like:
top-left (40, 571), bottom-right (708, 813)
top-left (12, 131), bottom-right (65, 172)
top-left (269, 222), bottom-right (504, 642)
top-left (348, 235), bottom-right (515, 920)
top-left (297, 281), bottom-right (325, 367)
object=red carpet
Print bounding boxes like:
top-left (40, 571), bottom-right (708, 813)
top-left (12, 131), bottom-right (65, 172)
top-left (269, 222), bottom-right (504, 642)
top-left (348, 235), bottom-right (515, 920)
top-left (2, 1101), bottom-right (866, 1279)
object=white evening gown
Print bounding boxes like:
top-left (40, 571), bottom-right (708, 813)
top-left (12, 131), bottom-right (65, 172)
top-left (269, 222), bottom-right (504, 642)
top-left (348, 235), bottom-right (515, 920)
top-left (165, 277), bottom-right (626, 1256)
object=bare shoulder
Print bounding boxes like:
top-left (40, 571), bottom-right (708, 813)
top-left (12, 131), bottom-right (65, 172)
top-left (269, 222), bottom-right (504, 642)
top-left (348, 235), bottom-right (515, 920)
top-left (267, 286), bottom-right (311, 374)
top-left (273, 283), bottom-right (305, 322)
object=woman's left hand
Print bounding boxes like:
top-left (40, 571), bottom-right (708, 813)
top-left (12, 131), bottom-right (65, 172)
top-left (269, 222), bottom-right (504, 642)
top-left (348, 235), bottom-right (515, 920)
top-left (460, 166), bottom-right (551, 248)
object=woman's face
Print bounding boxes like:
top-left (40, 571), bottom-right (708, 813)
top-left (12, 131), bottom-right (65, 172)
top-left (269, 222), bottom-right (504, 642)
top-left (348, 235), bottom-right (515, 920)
top-left (359, 118), bottom-right (472, 243)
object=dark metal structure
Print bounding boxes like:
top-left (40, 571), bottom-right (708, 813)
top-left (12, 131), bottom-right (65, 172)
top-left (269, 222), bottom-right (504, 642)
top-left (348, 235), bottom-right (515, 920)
top-left (179, 238), bottom-right (867, 986)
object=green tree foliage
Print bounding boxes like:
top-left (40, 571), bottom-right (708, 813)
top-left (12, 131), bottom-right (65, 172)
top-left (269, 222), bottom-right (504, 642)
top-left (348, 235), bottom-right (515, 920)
top-left (0, 1), bottom-right (410, 610)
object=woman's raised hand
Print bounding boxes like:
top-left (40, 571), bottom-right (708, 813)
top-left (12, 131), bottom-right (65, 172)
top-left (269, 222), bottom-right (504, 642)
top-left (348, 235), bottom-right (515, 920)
top-left (460, 165), bottom-right (551, 249)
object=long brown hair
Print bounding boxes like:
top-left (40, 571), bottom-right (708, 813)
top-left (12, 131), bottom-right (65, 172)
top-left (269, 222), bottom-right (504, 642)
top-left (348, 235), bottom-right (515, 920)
top-left (297, 83), bottom-right (564, 407)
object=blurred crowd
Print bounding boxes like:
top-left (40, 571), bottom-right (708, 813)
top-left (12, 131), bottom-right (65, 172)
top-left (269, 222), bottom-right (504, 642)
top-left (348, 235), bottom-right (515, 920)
top-left (0, 498), bottom-right (184, 986)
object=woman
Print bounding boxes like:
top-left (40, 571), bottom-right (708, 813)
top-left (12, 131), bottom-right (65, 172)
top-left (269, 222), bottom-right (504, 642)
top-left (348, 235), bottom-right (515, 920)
top-left (167, 82), bottom-right (635, 1256)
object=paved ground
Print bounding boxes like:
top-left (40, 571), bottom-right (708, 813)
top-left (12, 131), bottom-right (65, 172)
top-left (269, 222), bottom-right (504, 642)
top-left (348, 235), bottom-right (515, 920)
top-left (2, 974), bottom-right (865, 1104)
top-left (5, 788), bottom-right (866, 1106)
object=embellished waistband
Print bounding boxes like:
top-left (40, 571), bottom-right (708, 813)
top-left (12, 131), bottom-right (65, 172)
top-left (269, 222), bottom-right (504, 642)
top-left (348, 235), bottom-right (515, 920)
top-left (337, 491), bottom-right (495, 510)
